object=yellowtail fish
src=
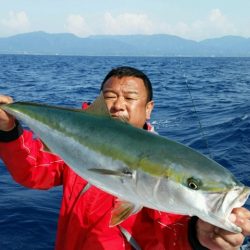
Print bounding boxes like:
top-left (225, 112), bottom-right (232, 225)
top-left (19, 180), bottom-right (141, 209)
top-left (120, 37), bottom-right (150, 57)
top-left (1, 94), bottom-right (249, 232)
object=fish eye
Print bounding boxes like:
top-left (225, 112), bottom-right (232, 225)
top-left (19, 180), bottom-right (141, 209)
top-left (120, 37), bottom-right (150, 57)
top-left (187, 177), bottom-right (201, 190)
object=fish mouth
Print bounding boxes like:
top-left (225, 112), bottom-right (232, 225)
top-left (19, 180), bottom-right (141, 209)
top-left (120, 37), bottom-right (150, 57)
top-left (205, 186), bottom-right (250, 233)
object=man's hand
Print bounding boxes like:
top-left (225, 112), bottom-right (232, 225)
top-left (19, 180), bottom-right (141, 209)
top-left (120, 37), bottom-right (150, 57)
top-left (0, 95), bottom-right (15, 131)
top-left (197, 207), bottom-right (250, 250)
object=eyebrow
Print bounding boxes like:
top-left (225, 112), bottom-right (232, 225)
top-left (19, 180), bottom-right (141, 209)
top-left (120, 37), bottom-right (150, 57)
top-left (103, 89), bottom-right (139, 95)
top-left (123, 90), bottom-right (139, 95)
top-left (103, 89), bottom-right (116, 94)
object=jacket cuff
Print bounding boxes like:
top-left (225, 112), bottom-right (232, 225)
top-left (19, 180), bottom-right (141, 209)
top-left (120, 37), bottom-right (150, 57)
top-left (188, 216), bottom-right (209, 250)
top-left (0, 120), bottom-right (23, 142)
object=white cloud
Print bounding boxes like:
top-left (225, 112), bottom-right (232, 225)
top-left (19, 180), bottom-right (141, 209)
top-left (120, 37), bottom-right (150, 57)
top-left (154, 9), bottom-right (237, 40)
top-left (209, 9), bottom-right (225, 23)
top-left (98, 9), bottom-right (236, 40)
top-left (1, 11), bottom-right (30, 33)
top-left (207, 9), bottom-right (236, 34)
top-left (103, 12), bottom-right (154, 35)
top-left (191, 9), bottom-right (236, 40)
top-left (65, 14), bottom-right (92, 37)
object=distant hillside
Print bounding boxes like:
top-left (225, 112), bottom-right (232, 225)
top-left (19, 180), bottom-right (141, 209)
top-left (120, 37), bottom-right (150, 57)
top-left (0, 31), bottom-right (250, 56)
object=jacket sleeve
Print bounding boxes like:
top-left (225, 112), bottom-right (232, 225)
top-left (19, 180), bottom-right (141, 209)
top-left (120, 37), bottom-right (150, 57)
top-left (154, 211), bottom-right (208, 250)
top-left (0, 121), bottom-right (65, 189)
top-left (161, 215), bottom-right (193, 249)
top-left (124, 208), bottom-right (201, 250)
top-left (145, 209), bottom-right (208, 250)
top-left (149, 210), bottom-right (193, 250)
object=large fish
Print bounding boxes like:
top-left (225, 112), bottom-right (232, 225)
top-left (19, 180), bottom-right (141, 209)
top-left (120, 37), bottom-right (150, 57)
top-left (1, 94), bottom-right (249, 233)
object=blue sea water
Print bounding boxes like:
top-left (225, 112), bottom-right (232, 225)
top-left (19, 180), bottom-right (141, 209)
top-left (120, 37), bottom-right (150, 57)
top-left (0, 55), bottom-right (249, 249)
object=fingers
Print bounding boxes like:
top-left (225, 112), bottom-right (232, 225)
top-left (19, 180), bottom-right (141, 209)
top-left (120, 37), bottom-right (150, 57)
top-left (196, 215), bottom-right (247, 250)
top-left (0, 95), bottom-right (13, 104)
top-left (0, 95), bottom-right (15, 131)
top-left (232, 207), bottom-right (250, 236)
top-left (208, 208), bottom-right (250, 248)
top-left (211, 226), bottom-right (244, 249)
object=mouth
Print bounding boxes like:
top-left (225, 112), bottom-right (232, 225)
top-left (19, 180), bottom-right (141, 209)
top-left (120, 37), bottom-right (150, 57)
top-left (111, 114), bottom-right (128, 122)
top-left (206, 186), bottom-right (250, 233)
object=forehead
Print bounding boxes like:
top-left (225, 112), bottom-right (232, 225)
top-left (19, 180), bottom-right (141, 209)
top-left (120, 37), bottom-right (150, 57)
top-left (103, 76), bottom-right (147, 94)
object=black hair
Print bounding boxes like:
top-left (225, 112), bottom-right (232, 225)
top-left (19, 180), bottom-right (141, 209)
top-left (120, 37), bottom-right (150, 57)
top-left (100, 66), bottom-right (153, 102)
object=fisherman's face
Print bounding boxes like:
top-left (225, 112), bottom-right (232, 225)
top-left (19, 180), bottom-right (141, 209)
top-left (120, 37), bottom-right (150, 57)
top-left (102, 76), bottom-right (154, 128)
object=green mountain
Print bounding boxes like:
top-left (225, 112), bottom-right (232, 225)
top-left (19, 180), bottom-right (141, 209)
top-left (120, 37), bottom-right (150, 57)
top-left (0, 31), bottom-right (249, 56)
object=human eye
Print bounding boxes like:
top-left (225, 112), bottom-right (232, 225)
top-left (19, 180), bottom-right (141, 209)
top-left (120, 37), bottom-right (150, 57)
top-left (125, 97), bottom-right (134, 100)
top-left (104, 92), bottom-right (116, 99)
top-left (125, 94), bottom-right (137, 101)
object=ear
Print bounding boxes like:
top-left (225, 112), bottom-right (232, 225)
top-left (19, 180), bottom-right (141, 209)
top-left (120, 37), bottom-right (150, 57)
top-left (145, 100), bottom-right (154, 120)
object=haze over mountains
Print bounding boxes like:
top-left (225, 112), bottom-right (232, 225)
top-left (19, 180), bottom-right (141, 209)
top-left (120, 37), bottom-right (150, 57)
top-left (0, 31), bottom-right (250, 57)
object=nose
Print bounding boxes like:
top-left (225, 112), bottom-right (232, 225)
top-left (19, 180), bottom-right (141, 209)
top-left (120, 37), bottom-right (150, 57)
top-left (112, 96), bottom-right (125, 111)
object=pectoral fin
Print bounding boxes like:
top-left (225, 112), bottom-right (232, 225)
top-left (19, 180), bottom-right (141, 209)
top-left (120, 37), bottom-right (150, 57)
top-left (110, 200), bottom-right (142, 227)
top-left (88, 168), bottom-right (133, 177)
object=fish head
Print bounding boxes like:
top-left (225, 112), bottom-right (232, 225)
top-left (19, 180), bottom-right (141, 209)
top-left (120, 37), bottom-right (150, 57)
top-left (161, 160), bottom-right (250, 233)
top-left (199, 185), bottom-right (250, 232)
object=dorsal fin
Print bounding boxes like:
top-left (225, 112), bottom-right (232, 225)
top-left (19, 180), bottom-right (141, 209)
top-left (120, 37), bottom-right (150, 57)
top-left (85, 92), bottom-right (110, 117)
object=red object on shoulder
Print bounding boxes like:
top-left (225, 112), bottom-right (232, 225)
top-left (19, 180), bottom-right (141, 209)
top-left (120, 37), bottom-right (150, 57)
top-left (0, 105), bottom-right (192, 250)
top-left (82, 102), bottom-right (90, 110)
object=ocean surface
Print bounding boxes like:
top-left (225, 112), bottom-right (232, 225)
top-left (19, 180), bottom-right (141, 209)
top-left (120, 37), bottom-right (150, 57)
top-left (0, 55), bottom-right (249, 249)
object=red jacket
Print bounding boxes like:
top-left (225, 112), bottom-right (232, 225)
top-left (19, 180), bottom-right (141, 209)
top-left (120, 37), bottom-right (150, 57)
top-left (0, 124), bottom-right (194, 250)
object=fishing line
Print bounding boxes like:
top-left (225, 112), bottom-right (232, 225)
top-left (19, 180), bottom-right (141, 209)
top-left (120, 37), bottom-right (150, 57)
top-left (184, 77), bottom-right (213, 159)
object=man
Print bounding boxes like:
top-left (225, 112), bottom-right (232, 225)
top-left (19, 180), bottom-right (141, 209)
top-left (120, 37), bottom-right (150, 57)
top-left (0, 66), bottom-right (249, 250)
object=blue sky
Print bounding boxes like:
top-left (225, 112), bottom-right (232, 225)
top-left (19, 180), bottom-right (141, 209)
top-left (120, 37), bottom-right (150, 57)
top-left (1, 0), bottom-right (250, 40)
